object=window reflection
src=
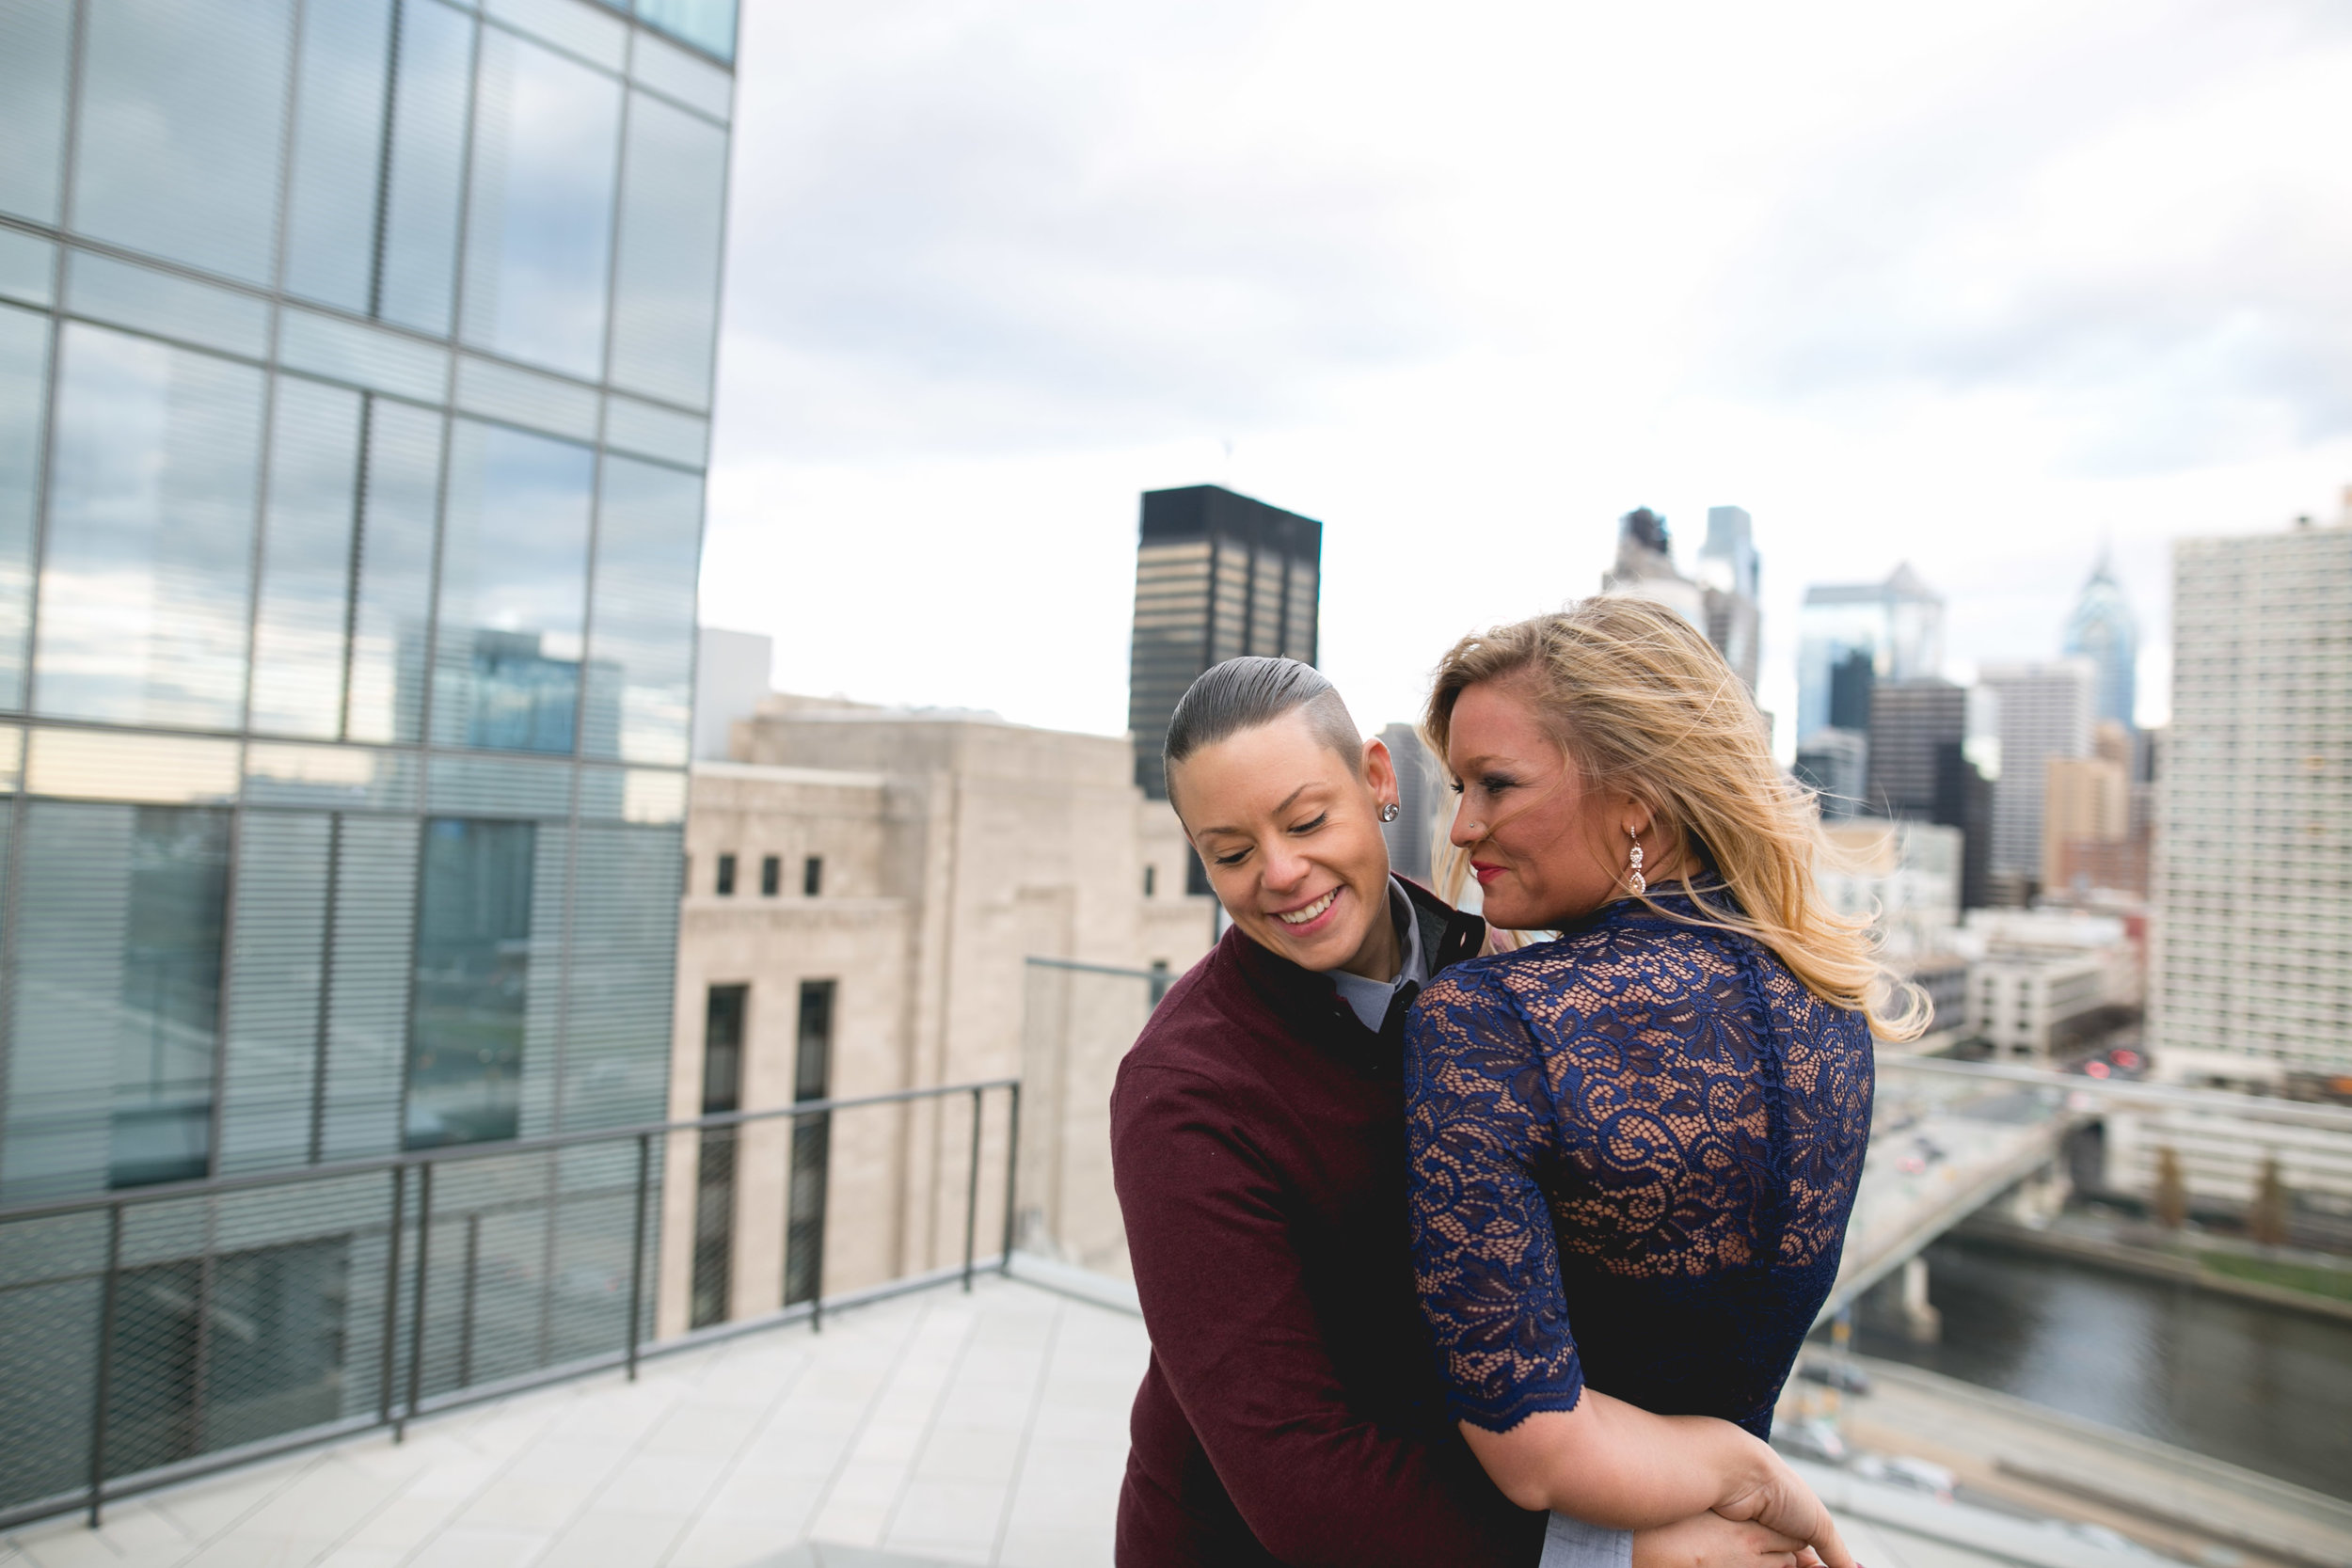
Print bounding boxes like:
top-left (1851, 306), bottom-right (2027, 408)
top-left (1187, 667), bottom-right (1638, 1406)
top-left (609, 91), bottom-right (728, 409)
top-left (407, 817), bottom-right (535, 1148)
top-left (637, 0), bottom-right (738, 64)
top-left (583, 456), bottom-right (701, 765)
top-left (283, 0), bottom-right (473, 334)
top-left (349, 399), bottom-right (441, 745)
top-left (38, 325), bottom-right (262, 730)
top-left (0, 304), bottom-right (45, 711)
top-left (0, 0), bottom-right (72, 223)
top-left (462, 30), bottom-right (621, 378)
top-left (434, 420), bottom-right (592, 754)
top-left (253, 379), bottom-right (364, 739)
top-left (7, 803), bottom-right (230, 1194)
top-left (73, 0), bottom-right (294, 285)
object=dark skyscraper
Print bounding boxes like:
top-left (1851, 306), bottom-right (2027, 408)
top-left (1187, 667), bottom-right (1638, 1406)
top-left (1867, 679), bottom-right (1967, 817)
top-left (1126, 485), bottom-right (1322, 800)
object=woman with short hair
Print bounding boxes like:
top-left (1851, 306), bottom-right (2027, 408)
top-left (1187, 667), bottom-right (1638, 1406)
top-left (1111, 652), bottom-right (1850, 1567)
top-left (1406, 597), bottom-right (1917, 1544)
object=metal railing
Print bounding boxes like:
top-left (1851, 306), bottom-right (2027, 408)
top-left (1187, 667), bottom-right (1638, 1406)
top-left (0, 1078), bottom-right (1020, 1532)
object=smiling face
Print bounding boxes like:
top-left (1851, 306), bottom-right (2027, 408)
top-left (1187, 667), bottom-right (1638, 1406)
top-left (1444, 676), bottom-right (1662, 931)
top-left (1168, 710), bottom-right (1403, 980)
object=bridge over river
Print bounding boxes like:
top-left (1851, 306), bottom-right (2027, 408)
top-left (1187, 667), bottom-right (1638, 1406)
top-left (1824, 1055), bottom-right (2352, 1326)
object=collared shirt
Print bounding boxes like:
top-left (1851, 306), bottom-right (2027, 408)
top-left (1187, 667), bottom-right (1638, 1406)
top-left (1329, 876), bottom-right (1427, 1032)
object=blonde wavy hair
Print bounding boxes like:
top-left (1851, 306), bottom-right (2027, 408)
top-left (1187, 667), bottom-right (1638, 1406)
top-left (1422, 595), bottom-right (1928, 1040)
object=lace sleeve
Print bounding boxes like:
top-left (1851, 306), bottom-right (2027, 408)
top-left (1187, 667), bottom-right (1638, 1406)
top-left (1405, 965), bottom-right (1582, 1432)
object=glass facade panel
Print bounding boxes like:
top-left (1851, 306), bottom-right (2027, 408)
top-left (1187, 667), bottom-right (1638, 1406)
top-left (608, 91), bottom-right (727, 408)
top-left (407, 817), bottom-right (536, 1148)
top-left (283, 0), bottom-right (395, 314)
top-left (434, 420), bottom-right (594, 752)
top-left (487, 0), bottom-right (627, 70)
top-left (462, 30), bottom-right (622, 378)
top-left (278, 308), bottom-right (452, 402)
top-left (584, 455), bottom-right (700, 764)
top-left (246, 743), bottom-right (421, 810)
top-left (348, 398), bottom-right (443, 744)
top-left (455, 354), bottom-right (601, 440)
top-left (216, 811), bottom-right (334, 1172)
top-left (24, 729), bottom-right (243, 805)
top-left (0, 303), bottom-right (46, 711)
top-left (73, 0), bottom-right (296, 285)
top-left (378, 0), bottom-right (476, 335)
top-left (65, 250), bottom-right (272, 360)
top-left (0, 0), bottom-right (73, 224)
top-left (3, 803), bottom-right (230, 1198)
top-left (38, 325), bottom-right (262, 729)
top-left (0, 230), bottom-right (55, 308)
top-left (630, 30), bottom-right (732, 120)
top-left (253, 378), bottom-right (365, 738)
top-left (559, 824), bottom-right (679, 1130)
top-left (426, 752), bottom-right (574, 817)
top-left (637, 0), bottom-right (737, 64)
top-left (603, 393), bottom-right (707, 467)
top-left (316, 814), bottom-right (419, 1160)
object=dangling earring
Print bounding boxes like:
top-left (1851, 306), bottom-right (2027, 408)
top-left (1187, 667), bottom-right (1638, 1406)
top-left (1626, 830), bottom-right (1645, 895)
top-left (1379, 801), bottom-right (1402, 823)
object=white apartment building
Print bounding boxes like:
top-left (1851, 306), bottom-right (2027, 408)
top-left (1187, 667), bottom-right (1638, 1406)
top-left (2152, 502), bottom-right (2352, 1078)
top-left (1979, 660), bottom-right (2095, 883)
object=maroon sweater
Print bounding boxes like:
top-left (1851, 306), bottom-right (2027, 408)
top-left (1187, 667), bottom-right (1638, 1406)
top-left (1110, 882), bottom-right (1546, 1567)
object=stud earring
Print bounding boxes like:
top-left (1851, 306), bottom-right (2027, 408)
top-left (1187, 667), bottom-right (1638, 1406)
top-left (1627, 831), bottom-right (1645, 895)
top-left (1379, 801), bottom-right (1402, 823)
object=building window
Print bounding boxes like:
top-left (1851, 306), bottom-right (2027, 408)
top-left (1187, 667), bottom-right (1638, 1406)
top-left (784, 979), bottom-right (834, 1307)
top-left (1143, 864), bottom-right (1156, 898)
top-left (760, 855), bottom-right (780, 897)
top-left (691, 984), bottom-right (747, 1331)
top-left (802, 855), bottom-right (822, 897)
top-left (406, 818), bottom-right (535, 1149)
top-left (1185, 847), bottom-right (1213, 897)
top-left (714, 852), bottom-right (736, 895)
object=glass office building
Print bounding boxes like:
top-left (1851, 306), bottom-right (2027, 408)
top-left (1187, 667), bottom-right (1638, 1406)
top-left (0, 0), bottom-right (731, 1506)
top-left (1126, 484), bottom-right (1322, 802)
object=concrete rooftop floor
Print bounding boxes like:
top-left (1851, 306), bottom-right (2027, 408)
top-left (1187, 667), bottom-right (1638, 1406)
top-left (0, 1269), bottom-right (2195, 1568)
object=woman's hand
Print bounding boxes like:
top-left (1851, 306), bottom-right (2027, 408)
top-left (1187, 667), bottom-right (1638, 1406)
top-left (1633, 1515), bottom-right (1814, 1568)
top-left (1709, 1450), bottom-right (1852, 1568)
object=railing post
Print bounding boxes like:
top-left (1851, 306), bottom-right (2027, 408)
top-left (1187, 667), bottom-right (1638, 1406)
top-left (377, 1164), bottom-right (405, 1432)
top-left (1000, 1084), bottom-right (1021, 1277)
top-left (626, 1132), bottom-right (651, 1381)
top-left (86, 1202), bottom-right (123, 1528)
top-left (458, 1212), bottom-right (480, 1389)
top-left (961, 1087), bottom-right (982, 1292)
top-left (398, 1161), bottom-right (434, 1440)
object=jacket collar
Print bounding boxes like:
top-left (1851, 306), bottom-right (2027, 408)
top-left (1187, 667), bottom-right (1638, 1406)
top-left (1223, 876), bottom-right (1485, 1071)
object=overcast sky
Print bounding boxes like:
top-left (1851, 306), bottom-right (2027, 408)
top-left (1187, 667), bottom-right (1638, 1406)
top-left (698, 0), bottom-right (2352, 754)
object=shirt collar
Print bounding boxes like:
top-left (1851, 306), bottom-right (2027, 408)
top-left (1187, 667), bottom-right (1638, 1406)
top-left (1328, 876), bottom-right (1426, 1031)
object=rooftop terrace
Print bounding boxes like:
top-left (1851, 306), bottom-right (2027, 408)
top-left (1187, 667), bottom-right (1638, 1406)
top-left (12, 1262), bottom-right (2327, 1568)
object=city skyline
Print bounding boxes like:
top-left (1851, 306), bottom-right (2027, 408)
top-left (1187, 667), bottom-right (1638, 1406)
top-left (695, 0), bottom-right (2349, 750)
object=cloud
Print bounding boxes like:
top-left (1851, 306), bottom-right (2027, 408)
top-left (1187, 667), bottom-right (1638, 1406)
top-left (715, 0), bottom-right (1460, 464)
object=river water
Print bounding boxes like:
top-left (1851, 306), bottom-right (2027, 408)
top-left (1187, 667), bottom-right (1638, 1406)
top-left (1848, 1235), bottom-right (2352, 1502)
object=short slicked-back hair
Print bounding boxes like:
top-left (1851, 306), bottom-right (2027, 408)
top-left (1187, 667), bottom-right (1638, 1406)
top-left (1163, 657), bottom-right (1361, 805)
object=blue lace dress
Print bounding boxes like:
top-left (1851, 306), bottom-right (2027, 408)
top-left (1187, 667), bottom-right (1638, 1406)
top-left (1404, 892), bottom-right (1873, 1438)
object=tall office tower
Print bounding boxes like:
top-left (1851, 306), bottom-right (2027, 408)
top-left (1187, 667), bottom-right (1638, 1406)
top-left (2063, 550), bottom-right (2139, 733)
top-left (1697, 506), bottom-right (1762, 693)
top-left (1866, 679), bottom-right (1965, 817)
top-left (2153, 506), bottom-right (2352, 1075)
top-left (1793, 729), bottom-right (1869, 820)
top-left (1796, 565), bottom-right (1944, 742)
top-left (1379, 722), bottom-right (1442, 884)
top-left (1126, 485), bottom-right (1322, 800)
top-left (1933, 742), bottom-right (1995, 911)
top-left (1979, 661), bottom-right (2096, 885)
top-left (1601, 508), bottom-right (1707, 628)
top-left (0, 0), bottom-right (733, 1498)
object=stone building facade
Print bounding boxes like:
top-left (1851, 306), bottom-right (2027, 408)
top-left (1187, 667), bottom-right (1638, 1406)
top-left (654, 696), bottom-right (1216, 1337)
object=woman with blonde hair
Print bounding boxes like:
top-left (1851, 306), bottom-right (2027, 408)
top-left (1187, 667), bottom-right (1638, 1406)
top-left (1405, 596), bottom-right (1917, 1557)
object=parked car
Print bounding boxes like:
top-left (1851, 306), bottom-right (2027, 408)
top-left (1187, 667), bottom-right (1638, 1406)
top-left (1852, 1454), bottom-right (1956, 1502)
top-left (1772, 1418), bottom-right (1849, 1465)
